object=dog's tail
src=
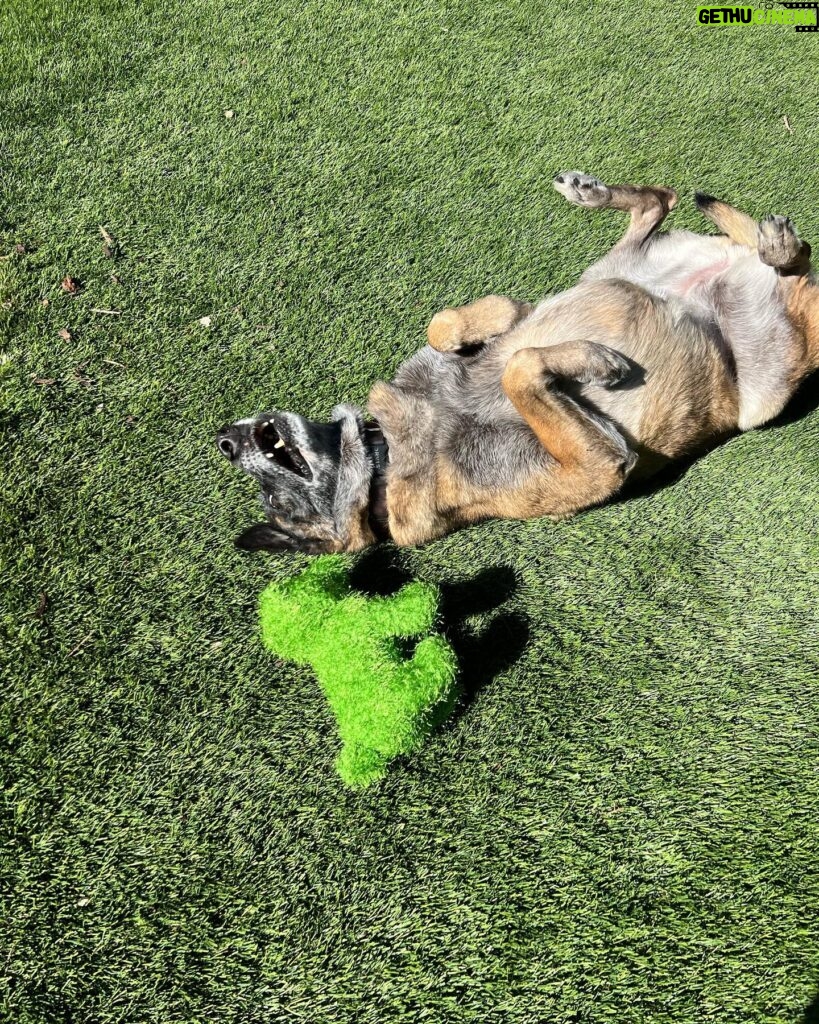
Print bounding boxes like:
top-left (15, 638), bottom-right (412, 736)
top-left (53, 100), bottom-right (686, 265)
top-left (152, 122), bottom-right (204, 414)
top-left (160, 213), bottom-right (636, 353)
top-left (695, 192), bottom-right (758, 247)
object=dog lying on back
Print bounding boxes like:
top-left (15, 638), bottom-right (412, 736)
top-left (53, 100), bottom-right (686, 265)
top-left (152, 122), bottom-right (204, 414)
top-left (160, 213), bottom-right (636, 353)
top-left (217, 172), bottom-right (818, 552)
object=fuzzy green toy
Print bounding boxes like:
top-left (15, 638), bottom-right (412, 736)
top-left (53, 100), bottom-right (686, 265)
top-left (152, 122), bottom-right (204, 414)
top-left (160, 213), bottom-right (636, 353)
top-left (259, 555), bottom-right (459, 788)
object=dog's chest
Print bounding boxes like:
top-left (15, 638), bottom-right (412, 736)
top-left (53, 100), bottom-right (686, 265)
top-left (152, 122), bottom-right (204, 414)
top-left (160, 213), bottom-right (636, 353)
top-left (368, 347), bottom-right (547, 490)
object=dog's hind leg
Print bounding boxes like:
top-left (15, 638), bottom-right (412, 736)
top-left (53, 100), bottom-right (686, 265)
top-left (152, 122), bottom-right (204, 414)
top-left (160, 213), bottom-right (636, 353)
top-left (553, 172), bottom-right (677, 248)
top-left (695, 194), bottom-right (812, 275)
top-left (694, 193), bottom-right (758, 246)
top-left (756, 214), bottom-right (811, 275)
top-left (427, 294), bottom-right (533, 354)
top-left (501, 341), bottom-right (636, 518)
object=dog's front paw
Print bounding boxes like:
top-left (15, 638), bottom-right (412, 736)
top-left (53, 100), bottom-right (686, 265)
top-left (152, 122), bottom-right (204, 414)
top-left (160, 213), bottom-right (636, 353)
top-left (427, 309), bottom-right (469, 353)
top-left (553, 171), bottom-right (612, 209)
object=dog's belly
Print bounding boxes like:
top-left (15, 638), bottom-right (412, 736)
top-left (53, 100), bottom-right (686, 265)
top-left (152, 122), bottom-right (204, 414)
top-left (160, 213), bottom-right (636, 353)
top-left (492, 277), bottom-right (739, 459)
top-left (582, 230), bottom-right (745, 299)
top-left (376, 261), bottom-right (751, 538)
top-left (578, 232), bottom-right (798, 429)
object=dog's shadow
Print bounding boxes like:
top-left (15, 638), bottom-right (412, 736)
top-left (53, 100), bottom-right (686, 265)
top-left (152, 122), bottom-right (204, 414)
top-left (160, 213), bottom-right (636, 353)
top-left (609, 368), bottom-right (819, 507)
top-left (762, 367), bottom-right (819, 429)
top-left (348, 547), bottom-right (528, 715)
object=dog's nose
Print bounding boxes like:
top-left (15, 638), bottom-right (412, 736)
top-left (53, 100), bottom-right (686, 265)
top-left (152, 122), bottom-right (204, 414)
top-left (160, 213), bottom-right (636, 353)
top-left (216, 425), bottom-right (241, 460)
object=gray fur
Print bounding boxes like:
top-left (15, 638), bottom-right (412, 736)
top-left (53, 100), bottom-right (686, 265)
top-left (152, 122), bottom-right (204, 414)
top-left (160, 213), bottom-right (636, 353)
top-left (218, 408), bottom-right (373, 551)
top-left (330, 403), bottom-right (373, 535)
top-left (382, 346), bottom-right (553, 489)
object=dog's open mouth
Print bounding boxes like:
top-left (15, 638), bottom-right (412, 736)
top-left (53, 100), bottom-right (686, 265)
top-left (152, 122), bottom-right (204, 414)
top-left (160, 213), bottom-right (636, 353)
top-left (256, 419), bottom-right (312, 479)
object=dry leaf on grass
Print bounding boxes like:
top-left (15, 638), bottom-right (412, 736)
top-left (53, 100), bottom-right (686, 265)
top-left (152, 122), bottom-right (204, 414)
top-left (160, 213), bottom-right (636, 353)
top-left (34, 591), bottom-right (49, 618)
top-left (72, 365), bottom-right (94, 388)
top-left (57, 328), bottom-right (72, 342)
top-left (32, 377), bottom-right (56, 386)
top-left (99, 225), bottom-right (121, 259)
top-left (198, 315), bottom-right (212, 327)
top-left (61, 276), bottom-right (83, 295)
top-left (224, 109), bottom-right (235, 119)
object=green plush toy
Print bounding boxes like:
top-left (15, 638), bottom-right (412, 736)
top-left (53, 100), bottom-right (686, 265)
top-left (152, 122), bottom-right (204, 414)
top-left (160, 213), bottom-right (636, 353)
top-left (259, 555), bottom-right (459, 788)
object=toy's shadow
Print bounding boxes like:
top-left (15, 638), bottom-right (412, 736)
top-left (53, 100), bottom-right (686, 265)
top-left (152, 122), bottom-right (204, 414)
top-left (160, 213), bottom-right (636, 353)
top-left (348, 548), bottom-right (528, 715)
top-left (804, 992), bottom-right (819, 1024)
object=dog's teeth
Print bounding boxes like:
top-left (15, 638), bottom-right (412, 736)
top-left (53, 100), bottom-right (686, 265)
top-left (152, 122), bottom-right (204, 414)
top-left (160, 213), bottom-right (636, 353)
top-left (274, 439), bottom-right (285, 449)
top-left (265, 452), bottom-right (274, 459)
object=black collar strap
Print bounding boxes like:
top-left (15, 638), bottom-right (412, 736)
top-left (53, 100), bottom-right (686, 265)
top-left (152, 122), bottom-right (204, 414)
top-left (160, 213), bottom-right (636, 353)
top-left (363, 420), bottom-right (391, 542)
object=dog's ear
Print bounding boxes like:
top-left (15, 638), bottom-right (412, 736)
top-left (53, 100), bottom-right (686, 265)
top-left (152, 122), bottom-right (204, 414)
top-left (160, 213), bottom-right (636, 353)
top-left (234, 523), bottom-right (301, 552)
top-left (234, 523), bottom-right (329, 554)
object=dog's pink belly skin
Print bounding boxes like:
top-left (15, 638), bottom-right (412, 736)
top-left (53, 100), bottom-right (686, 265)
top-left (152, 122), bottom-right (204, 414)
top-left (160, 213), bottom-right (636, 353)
top-left (674, 257), bottom-right (731, 296)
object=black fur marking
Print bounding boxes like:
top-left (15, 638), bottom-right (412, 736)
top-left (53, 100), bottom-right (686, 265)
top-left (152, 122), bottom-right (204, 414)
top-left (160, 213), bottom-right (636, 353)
top-left (234, 523), bottom-right (326, 554)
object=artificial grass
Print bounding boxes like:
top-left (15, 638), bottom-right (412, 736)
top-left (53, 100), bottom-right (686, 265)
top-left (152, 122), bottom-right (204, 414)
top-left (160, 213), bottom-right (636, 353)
top-left (259, 555), bottom-right (457, 787)
top-left (1, 0), bottom-right (819, 1020)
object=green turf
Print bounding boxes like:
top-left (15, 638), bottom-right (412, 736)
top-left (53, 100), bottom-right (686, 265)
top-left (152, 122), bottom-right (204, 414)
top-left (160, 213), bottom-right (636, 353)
top-left (2, 0), bottom-right (819, 1020)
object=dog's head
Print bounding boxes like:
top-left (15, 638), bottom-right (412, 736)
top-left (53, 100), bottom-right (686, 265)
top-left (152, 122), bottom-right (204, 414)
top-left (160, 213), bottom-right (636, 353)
top-left (216, 403), bottom-right (375, 553)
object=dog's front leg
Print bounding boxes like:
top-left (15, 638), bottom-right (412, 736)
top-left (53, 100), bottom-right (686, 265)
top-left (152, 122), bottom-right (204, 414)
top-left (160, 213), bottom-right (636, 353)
top-left (427, 294), bottom-right (533, 354)
top-left (553, 171), bottom-right (677, 250)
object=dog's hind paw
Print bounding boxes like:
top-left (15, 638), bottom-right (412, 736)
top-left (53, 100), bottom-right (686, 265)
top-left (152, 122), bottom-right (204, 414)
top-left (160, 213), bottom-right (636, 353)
top-left (576, 344), bottom-right (632, 387)
top-left (553, 171), bottom-right (612, 209)
top-left (757, 214), bottom-right (804, 269)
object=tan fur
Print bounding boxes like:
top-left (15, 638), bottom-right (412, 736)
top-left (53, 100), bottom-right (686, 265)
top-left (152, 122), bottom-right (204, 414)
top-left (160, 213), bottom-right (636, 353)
top-left (498, 345), bottom-right (632, 517)
top-left (367, 379), bottom-right (446, 546)
top-left (482, 278), bottom-right (740, 459)
top-left (427, 295), bottom-right (532, 352)
top-left (608, 184), bottom-right (678, 247)
top-left (785, 276), bottom-right (819, 379)
top-left (345, 509), bottom-right (379, 551)
top-left (696, 195), bottom-right (759, 247)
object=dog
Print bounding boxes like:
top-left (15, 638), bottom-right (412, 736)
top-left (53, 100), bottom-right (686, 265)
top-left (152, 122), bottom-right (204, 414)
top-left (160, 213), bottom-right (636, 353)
top-left (216, 172), bottom-right (818, 553)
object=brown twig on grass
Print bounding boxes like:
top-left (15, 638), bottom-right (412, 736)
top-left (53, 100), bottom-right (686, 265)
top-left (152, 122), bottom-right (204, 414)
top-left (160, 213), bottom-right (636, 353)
top-left (67, 632), bottom-right (95, 657)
